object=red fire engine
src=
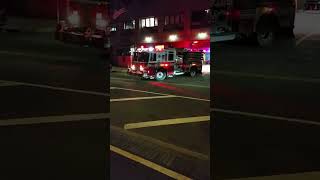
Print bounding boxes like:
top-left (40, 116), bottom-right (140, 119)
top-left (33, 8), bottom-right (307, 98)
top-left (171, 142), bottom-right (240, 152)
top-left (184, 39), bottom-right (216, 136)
top-left (128, 47), bottom-right (203, 81)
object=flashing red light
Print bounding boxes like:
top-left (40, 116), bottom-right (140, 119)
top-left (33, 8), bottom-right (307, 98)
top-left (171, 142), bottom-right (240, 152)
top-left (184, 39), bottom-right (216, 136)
top-left (160, 63), bottom-right (169, 67)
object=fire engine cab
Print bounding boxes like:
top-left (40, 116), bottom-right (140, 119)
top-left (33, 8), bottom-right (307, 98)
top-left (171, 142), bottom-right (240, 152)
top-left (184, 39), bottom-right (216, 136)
top-left (128, 47), bottom-right (203, 81)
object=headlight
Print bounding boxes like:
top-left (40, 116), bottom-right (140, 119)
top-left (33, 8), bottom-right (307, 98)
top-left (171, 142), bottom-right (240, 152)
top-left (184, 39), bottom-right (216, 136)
top-left (131, 65), bottom-right (136, 70)
top-left (139, 65), bottom-right (144, 71)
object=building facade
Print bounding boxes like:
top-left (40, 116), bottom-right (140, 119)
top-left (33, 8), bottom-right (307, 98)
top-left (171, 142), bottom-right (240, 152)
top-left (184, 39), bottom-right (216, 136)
top-left (110, 0), bottom-right (210, 59)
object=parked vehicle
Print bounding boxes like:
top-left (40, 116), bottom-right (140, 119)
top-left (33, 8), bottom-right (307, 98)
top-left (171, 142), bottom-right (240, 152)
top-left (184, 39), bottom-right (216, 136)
top-left (128, 48), bottom-right (203, 81)
top-left (211, 0), bottom-right (296, 47)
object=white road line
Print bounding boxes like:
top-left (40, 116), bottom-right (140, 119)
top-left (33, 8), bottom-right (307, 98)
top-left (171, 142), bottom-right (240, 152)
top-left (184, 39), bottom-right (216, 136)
top-left (213, 70), bottom-right (320, 83)
top-left (0, 82), bottom-right (22, 87)
top-left (111, 125), bottom-right (209, 160)
top-left (211, 108), bottom-right (320, 126)
top-left (296, 32), bottom-right (315, 46)
top-left (111, 77), bottom-right (210, 88)
top-left (0, 113), bottom-right (109, 126)
top-left (111, 87), bottom-right (209, 102)
top-left (124, 116), bottom-right (210, 130)
top-left (110, 145), bottom-right (193, 180)
top-left (111, 95), bottom-right (177, 102)
top-left (0, 80), bottom-right (109, 96)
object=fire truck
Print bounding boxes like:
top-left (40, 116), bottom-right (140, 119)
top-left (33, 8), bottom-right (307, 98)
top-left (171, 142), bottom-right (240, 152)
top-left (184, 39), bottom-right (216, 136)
top-left (128, 47), bottom-right (203, 81)
top-left (56, 0), bottom-right (109, 48)
top-left (211, 0), bottom-right (296, 47)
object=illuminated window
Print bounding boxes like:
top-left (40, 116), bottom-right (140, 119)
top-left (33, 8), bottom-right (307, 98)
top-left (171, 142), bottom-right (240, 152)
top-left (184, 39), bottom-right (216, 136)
top-left (140, 17), bottom-right (158, 28)
top-left (150, 17), bottom-right (154, 27)
top-left (124, 20), bottom-right (135, 30)
top-left (146, 18), bottom-right (150, 27)
top-left (111, 27), bottom-right (117, 31)
top-left (165, 16), bottom-right (169, 25)
top-left (141, 19), bottom-right (145, 28)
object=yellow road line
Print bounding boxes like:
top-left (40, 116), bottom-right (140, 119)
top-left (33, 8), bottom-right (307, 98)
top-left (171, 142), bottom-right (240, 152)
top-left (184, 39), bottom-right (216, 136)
top-left (124, 116), bottom-right (210, 130)
top-left (111, 86), bottom-right (210, 102)
top-left (110, 145), bottom-right (193, 180)
top-left (111, 95), bottom-right (177, 102)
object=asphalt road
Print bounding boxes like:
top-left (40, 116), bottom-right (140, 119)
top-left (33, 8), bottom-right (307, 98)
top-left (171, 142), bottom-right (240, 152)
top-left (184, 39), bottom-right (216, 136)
top-left (110, 68), bottom-right (210, 179)
top-left (0, 32), bottom-right (109, 180)
top-left (211, 12), bottom-right (320, 180)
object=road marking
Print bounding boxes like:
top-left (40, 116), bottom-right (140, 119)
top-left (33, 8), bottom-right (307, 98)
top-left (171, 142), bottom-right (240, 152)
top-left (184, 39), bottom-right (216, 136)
top-left (296, 32), bottom-right (315, 46)
top-left (0, 82), bottom-right (22, 87)
top-left (0, 113), bottom-right (109, 126)
top-left (111, 125), bottom-right (209, 160)
top-left (212, 108), bottom-right (320, 126)
top-left (111, 77), bottom-right (210, 88)
top-left (229, 171), bottom-right (320, 180)
top-left (110, 145), bottom-right (193, 180)
top-left (124, 116), bottom-right (210, 130)
top-left (111, 87), bottom-right (209, 102)
top-left (0, 80), bottom-right (109, 96)
top-left (111, 95), bottom-right (177, 102)
top-left (214, 70), bottom-right (320, 83)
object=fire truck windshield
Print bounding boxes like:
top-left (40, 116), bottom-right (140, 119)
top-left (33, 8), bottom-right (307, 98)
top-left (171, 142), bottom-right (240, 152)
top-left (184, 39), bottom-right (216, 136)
top-left (134, 52), bottom-right (149, 62)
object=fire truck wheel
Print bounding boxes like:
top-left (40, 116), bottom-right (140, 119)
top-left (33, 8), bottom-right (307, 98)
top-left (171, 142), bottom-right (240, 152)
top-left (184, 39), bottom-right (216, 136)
top-left (190, 68), bottom-right (197, 77)
top-left (155, 71), bottom-right (166, 81)
top-left (256, 31), bottom-right (275, 47)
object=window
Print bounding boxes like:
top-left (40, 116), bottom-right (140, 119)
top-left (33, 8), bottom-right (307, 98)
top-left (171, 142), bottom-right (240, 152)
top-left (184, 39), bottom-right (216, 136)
top-left (165, 14), bottom-right (184, 26)
top-left (175, 15), bottom-right (180, 24)
top-left (165, 16), bottom-right (169, 25)
top-left (168, 52), bottom-right (174, 61)
top-left (124, 20), bottom-right (135, 30)
top-left (140, 17), bottom-right (158, 28)
top-left (192, 10), bottom-right (207, 22)
top-left (170, 16), bottom-right (175, 24)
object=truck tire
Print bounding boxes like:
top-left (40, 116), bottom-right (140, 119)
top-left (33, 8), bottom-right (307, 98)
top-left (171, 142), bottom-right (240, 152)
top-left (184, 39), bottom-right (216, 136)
top-left (256, 15), bottom-right (279, 47)
top-left (155, 71), bottom-right (166, 81)
top-left (256, 31), bottom-right (275, 47)
top-left (190, 67), bottom-right (197, 77)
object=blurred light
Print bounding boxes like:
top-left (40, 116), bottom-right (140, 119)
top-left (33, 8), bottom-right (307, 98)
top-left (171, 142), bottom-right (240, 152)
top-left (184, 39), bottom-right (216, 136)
top-left (131, 64), bottom-right (136, 70)
top-left (148, 47), bottom-right (154, 52)
top-left (197, 32), bottom-right (208, 39)
top-left (139, 65), bottom-right (144, 71)
top-left (145, 36), bottom-right (153, 43)
top-left (168, 34), bottom-right (178, 41)
top-left (155, 45), bottom-right (164, 51)
top-left (68, 11), bottom-right (80, 27)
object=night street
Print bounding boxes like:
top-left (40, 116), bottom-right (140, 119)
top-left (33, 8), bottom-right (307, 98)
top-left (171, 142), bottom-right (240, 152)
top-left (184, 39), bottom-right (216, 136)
top-left (110, 69), bottom-right (210, 179)
top-left (0, 32), bottom-right (109, 179)
top-left (212, 12), bottom-right (320, 180)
